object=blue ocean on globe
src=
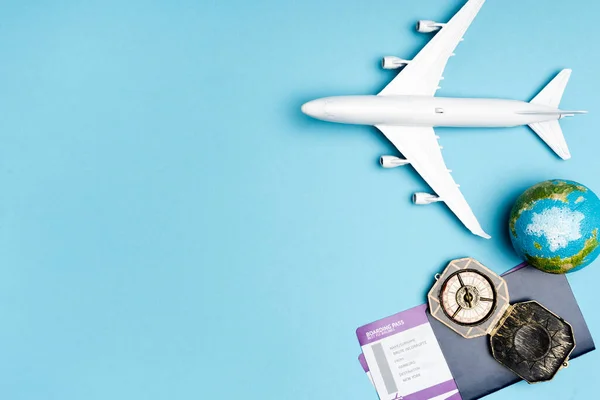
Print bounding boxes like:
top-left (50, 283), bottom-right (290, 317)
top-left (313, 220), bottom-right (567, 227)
top-left (509, 180), bottom-right (600, 274)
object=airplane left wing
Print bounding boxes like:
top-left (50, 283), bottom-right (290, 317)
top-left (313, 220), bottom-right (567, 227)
top-left (376, 125), bottom-right (490, 238)
top-left (378, 0), bottom-right (486, 97)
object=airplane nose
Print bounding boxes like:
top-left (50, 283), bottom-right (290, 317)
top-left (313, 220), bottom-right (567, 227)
top-left (301, 99), bottom-right (328, 119)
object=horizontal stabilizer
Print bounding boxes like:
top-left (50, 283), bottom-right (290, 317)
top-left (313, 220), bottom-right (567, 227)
top-left (526, 69), bottom-right (585, 160)
top-left (528, 120), bottom-right (571, 160)
top-left (531, 69), bottom-right (572, 107)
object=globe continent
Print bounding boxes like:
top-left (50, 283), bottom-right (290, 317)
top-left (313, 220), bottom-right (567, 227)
top-left (509, 180), bottom-right (600, 274)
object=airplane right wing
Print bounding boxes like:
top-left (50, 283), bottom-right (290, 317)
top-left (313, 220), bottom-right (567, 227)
top-left (376, 124), bottom-right (490, 239)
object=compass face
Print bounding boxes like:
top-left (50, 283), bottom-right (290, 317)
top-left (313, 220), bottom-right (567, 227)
top-left (439, 269), bottom-right (497, 326)
top-left (428, 258), bottom-right (510, 339)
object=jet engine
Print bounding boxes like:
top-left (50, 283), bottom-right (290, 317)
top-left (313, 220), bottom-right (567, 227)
top-left (413, 192), bottom-right (442, 205)
top-left (380, 156), bottom-right (409, 168)
top-left (381, 56), bottom-right (410, 70)
top-left (416, 20), bottom-right (444, 33)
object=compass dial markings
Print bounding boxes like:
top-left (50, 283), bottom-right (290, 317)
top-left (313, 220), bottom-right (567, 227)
top-left (439, 270), bottom-right (497, 326)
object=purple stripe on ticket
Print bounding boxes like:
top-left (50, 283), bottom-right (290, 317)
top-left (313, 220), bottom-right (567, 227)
top-left (502, 261), bottom-right (528, 275)
top-left (358, 353), bottom-right (369, 373)
top-left (402, 379), bottom-right (457, 400)
top-left (356, 304), bottom-right (429, 346)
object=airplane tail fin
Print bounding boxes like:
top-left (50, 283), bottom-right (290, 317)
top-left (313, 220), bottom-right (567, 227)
top-left (527, 69), bottom-right (578, 160)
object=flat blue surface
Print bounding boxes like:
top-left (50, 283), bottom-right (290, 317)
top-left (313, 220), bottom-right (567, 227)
top-left (0, 0), bottom-right (598, 399)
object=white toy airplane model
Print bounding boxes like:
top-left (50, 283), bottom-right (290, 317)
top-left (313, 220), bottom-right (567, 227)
top-left (301, 0), bottom-right (586, 239)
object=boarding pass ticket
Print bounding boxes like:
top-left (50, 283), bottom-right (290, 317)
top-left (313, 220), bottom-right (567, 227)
top-left (357, 304), bottom-right (461, 400)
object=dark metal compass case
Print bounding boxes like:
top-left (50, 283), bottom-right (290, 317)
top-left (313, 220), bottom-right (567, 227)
top-left (428, 258), bottom-right (576, 383)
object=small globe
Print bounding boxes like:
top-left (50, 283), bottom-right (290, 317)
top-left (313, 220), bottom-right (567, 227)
top-left (509, 180), bottom-right (600, 274)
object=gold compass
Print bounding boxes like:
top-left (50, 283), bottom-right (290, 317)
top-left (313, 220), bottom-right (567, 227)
top-left (428, 258), bottom-right (576, 383)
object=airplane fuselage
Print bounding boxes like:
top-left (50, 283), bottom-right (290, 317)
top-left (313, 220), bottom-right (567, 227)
top-left (301, 95), bottom-right (560, 127)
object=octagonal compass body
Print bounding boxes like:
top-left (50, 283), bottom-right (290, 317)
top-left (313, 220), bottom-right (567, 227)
top-left (490, 301), bottom-right (575, 383)
top-left (428, 258), bottom-right (576, 384)
top-left (428, 258), bottom-right (509, 338)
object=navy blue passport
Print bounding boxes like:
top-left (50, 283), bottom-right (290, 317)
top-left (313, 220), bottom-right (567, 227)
top-left (426, 265), bottom-right (595, 400)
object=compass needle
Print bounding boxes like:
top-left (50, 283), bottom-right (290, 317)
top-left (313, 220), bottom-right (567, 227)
top-left (452, 306), bottom-right (462, 319)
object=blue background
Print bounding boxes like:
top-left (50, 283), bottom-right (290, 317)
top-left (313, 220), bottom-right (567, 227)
top-left (0, 0), bottom-right (597, 399)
